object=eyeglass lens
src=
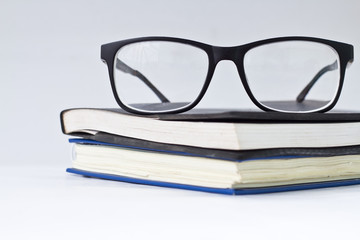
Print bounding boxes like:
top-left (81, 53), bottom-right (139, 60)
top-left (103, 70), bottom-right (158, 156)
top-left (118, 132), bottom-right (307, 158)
top-left (114, 41), bottom-right (209, 113)
top-left (244, 41), bottom-right (340, 112)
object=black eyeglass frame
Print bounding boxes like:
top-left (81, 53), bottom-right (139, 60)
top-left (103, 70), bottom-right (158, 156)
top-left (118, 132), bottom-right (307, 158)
top-left (101, 36), bottom-right (354, 115)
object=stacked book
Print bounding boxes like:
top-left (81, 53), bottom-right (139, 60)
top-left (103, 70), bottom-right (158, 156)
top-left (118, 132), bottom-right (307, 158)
top-left (60, 108), bottom-right (360, 194)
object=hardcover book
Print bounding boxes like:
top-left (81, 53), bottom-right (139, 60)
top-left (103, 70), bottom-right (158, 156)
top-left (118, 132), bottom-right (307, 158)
top-left (61, 108), bottom-right (360, 150)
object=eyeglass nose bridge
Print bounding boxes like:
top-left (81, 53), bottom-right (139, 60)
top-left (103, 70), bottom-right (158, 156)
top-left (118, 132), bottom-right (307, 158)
top-left (212, 46), bottom-right (243, 64)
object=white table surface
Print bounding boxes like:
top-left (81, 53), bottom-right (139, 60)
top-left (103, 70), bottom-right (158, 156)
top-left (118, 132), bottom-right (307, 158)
top-left (1, 162), bottom-right (359, 240)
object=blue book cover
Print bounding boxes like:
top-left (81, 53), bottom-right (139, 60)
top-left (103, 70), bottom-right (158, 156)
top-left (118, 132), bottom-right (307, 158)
top-left (66, 138), bottom-right (360, 195)
top-left (66, 168), bottom-right (360, 195)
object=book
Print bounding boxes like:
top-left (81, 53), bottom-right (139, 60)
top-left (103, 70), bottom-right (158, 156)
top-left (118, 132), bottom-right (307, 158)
top-left (61, 108), bottom-right (360, 150)
top-left (67, 139), bottom-right (360, 194)
top-left (69, 132), bottom-right (360, 160)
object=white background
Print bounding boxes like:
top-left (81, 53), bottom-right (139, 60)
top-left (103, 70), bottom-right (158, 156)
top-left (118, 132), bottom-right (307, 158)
top-left (1, 0), bottom-right (360, 239)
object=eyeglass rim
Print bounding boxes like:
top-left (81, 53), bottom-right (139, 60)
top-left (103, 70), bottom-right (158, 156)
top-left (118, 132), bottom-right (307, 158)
top-left (101, 36), bottom-right (354, 115)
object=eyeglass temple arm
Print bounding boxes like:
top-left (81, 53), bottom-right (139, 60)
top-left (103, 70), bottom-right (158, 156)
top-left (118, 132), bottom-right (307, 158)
top-left (115, 59), bottom-right (170, 103)
top-left (296, 60), bottom-right (338, 103)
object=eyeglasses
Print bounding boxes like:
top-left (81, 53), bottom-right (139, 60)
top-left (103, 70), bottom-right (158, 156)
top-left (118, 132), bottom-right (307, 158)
top-left (101, 36), bottom-right (354, 114)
